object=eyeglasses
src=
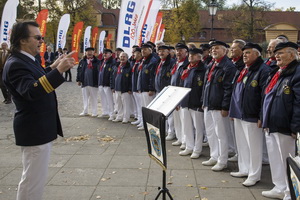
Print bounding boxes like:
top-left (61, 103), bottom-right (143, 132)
top-left (29, 35), bottom-right (44, 41)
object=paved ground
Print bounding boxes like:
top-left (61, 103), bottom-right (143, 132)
top-left (0, 68), bottom-right (274, 200)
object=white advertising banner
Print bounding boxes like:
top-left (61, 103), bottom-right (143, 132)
top-left (0, 0), bottom-right (19, 47)
top-left (116, 0), bottom-right (153, 55)
top-left (142, 0), bottom-right (161, 44)
top-left (56, 14), bottom-right (70, 49)
top-left (98, 30), bottom-right (106, 53)
top-left (83, 26), bottom-right (91, 50)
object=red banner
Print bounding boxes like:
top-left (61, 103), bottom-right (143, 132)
top-left (91, 27), bottom-right (98, 49)
top-left (157, 24), bottom-right (165, 41)
top-left (150, 12), bottom-right (163, 43)
top-left (71, 21), bottom-right (84, 64)
top-left (106, 33), bottom-right (112, 49)
top-left (36, 9), bottom-right (48, 67)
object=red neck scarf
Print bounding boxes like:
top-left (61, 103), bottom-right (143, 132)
top-left (232, 56), bottom-right (242, 63)
top-left (207, 56), bottom-right (225, 82)
top-left (156, 59), bottom-right (166, 75)
top-left (138, 58), bottom-right (146, 71)
top-left (87, 57), bottom-right (93, 69)
top-left (100, 58), bottom-right (108, 72)
top-left (171, 57), bottom-right (186, 75)
top-left (265, 66), bottom-right (288, 94)
top-left (181, 61), bottom-right (199, 80)
top-left (237, 65), bottom-right (250, 83)
top-left (117, 63), bottom-right (125, 74)
top-left (132, 59), bottom-right (142, 72)
top-left (266, 57), bottom-right (276, 66)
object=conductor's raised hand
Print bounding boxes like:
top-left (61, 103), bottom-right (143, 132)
top-left (56, 51), bottom-right (76, 74)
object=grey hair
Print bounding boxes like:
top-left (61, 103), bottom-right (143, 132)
top-left (120, 52), bottom-right (129, 59)
top-left (232, 39), bottom-right (246, 49)
top-left (252, 48), bottom-right (261, 57)
top-left (286, 47), bottom-right (299, 61)
top-left (269, 38), bottom-right (284, 46)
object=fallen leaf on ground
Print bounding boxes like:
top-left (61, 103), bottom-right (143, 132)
top-left (221, 180), bottom-right (228, 183)
top-left (195, 195), bottom-right (200, 198)
top-left (65, 134), bottom-right (90, 142)
top-left (98, 135), bottom-right (115, 142)
top-left (202, 198), bottom-right (208, 200)
top-left (167, 182), bottom-right (173, 185)
top-left (141, 192), bottom-right (149, 195)
top-left (186, 184), bottom-right (193, 187)
top-left (96, 195), bottom-right (101, 199)
top-left (101, 177), bottom-right (111, 182)
top-left (200, 186), bottom-right (208, 190)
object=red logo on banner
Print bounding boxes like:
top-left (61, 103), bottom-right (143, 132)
top-left (36, 9), bottom-right (48, 67)
top-left (71, 21), bottom-right (84, 64)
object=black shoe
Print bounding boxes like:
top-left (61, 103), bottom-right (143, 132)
top-left (4, 100), bottom-right (12, 104)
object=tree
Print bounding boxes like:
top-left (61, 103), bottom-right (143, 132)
top-left (43, 0), bottom-right (99, 48)
top-left (160, 0), bottom-right (226, 9)
top-left (100, 0), bottom-right (121, 9)
top-left (164, 0), bottom-right (202, 43)
top-left (223, 0), bottom-right (274, 41)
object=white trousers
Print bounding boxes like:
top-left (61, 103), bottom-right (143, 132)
top-left (133, 92), bottom-right (142, 121)
top-left (114, 91), bottom-right (123, 120)
top-left (234, 119), bottom-right (263, 181)
top-left (204, 108), bottom-right (230, 164)
top-left (265, 132), bottom-right (295, 199)
top-left (82, 86), bottom-right (98, 115)
top-left (98, 86), bottom-right (114, 116)
top-left (115, 92), bottom-right (131, 121)
top-left (182, 108), bottom-right (205, 153)
top-left (173, 109), bottom-right (183, 143)
top-left (228, 120), bottom-right (237, 154)
top-left (17, 142), bottom-right (52, 200)
top-left (167, 113), bottom-right (175, 135)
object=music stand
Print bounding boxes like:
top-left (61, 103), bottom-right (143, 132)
top-left (143, 86), bottom-right (191, 200)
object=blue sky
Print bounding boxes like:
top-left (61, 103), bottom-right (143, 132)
top-left (226, 0), bottom-right (300, 11)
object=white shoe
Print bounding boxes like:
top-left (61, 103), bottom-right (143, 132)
top-left (79, 112), bottom-right (88, 116)
top-left (230, 172), bottom-right (248, 178)
top-left (108, 116), bottom-right (115, 121)
top-left (202, 158), bottom-right (217, 166)
top-left (91, 114), bottom-right (98, 117)
top-left (228, 154), bottom-right (238, 162)
top-left (180, 143), bottom-right (186, 150)
top-left (211, 163), bottom-right (227, 171)
top-left (138, 126), bottom-right (144, 131)
top-left (262, 189), bottom-right (284, 199)
top-left (166, 134), bottom-right (176, 141)
top-left (112, 118), bottom-right (122, 122)
top-left (190, 152), bottom-right (201, 159)
top-left (122, 120), bottom-right (129, 124)
top-left (172, 140), bottom-right (182, 146)
top-left (137, 122), bottom-right (143, 128)
top-left (98, 114), bottom-right (109, 118)
top-left (242, 179), bottom-right (259, 187)
top-left (131, 120), bottom-right (141, 125)
top-left (179, 149), bottom-right (193, 156)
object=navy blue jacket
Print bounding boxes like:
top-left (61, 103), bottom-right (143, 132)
top-left (131, 59), bottom-right (141, 92)
top-left (262, 60), bottom-right (300, 135)
top-left (229, 57), bottom-right (271, 121)
top-left (113, 61), bottom-right (132, 93)
top-left (137, 53), bottom-right (158, 92)
top-left (155, 55), bottom-right (176, 93)
top-left (170, 57), bottom-right (189, 86)
top-left (202, 56), bottom-right (237, 111)
top-left (98, 56), bottom-right (116, 87)
top-left (44, 52), bottom-right (55, 65)
top-left (76, 56), bottom-right (100, 87)
top-left (180, 61), bottom-right (206, 111)
top-left (2, 52), bottom-right (65, 146)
